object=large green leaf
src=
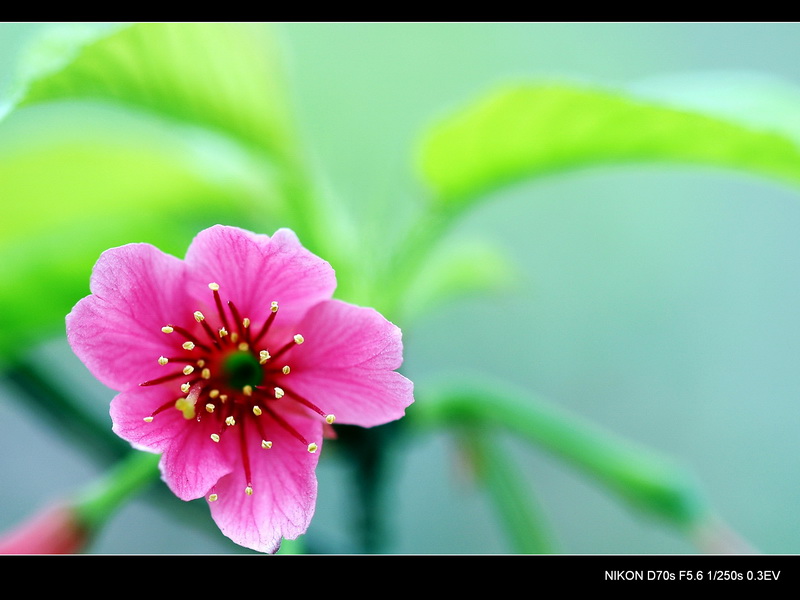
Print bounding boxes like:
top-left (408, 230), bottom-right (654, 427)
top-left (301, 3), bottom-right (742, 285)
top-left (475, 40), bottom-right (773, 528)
top-left (7, 23), bottom-right (297, 162)
top-left (418, 83), bottom-right (800, 209)
top-left (0, 137), bottom-right (260, 364)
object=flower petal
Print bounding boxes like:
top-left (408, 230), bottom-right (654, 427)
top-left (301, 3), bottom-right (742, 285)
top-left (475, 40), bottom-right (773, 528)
top-left (184, 225), bottom-right (337, 327)
top-left (208, 416), bottom-right (322, 553)
top-left (110, 386), bottom-right (233, 500)
top-left (286, 299), bottom-right (414, 427)
top-left (66, 243), bottom-right (190, 391)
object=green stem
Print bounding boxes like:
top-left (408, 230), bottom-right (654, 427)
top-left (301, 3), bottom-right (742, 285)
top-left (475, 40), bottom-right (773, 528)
top-left (461, 427), bottom-right (556, 553)
top-left (412, 378), bottom-right (711, 531)
top-left (73, 451), bottom-right (161, 533)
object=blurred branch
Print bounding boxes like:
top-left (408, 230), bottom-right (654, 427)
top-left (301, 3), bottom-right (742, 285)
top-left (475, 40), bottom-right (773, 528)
top-left (411, 378), bottom-right (718, 539)
top-left (458, 426), bottom-right (557, 553)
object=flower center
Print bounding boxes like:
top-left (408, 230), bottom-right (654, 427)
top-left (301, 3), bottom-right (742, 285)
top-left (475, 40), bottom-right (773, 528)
top-left (223, 351), bottom-right (264, 390)
top-left (139, 282), bottom-right (335, 501)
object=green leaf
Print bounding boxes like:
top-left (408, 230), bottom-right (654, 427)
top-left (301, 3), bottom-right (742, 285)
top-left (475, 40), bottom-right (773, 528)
top-left (412, 379), bottom-right (710, 530)
top-left (0, 137), bottom-right (259, 364)
top-left (7, 23), bottom-right (297, 162)
top-left (417, 83), bottom-right (800, 210)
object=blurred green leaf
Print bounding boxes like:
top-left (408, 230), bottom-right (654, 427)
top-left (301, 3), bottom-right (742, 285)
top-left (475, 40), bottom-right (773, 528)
top-left (0, 138), bottom-right (259, 364)
top-left (7, 23), bottom-right (297, 162)
top-left (412, 379), bottom-right (710, 531)
top-left (397, 238), bottom-right (516, 321)
top-left (418, 83), bottom-right (800, 210)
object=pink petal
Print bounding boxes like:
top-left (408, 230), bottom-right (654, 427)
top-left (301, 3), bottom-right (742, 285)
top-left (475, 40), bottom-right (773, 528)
top-left (208, 416), bottom-right (322, 553)
top-left (66, 243), bottom-right (190, 391)
top-left (110, 386), bottom-right (233, 500)
top-left (286, 299), bottom-right (414, 427)
top-left (183, 226), bottom-right (337, 327)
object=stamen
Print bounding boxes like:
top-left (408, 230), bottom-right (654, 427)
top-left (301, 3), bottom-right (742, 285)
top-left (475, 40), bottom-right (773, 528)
top-left (194, 311), bottom-right (205, 322)
top-left (279, 386), bottom-right (332, 422)
top-left (208, 494), bottom-right (218, 502)
top-left (231, 332), bottom-right (240, 344)
top-left (205, 403), bottom-right (215, 413)
top-left (261, 440), bottom-right (272, 449)
top-left (326, 414), bottom-right (336, 424)
top-left (274, 387), bottom-right (285, 399)
top-left (259, 350), bottom-right (271, 364)
top-left (293, 334), bottom-right (305, 345)
top-left (182, 365), bottom-right (195, 375)
top-left (140, 370), bottom-right (189, 387)
top-left (169, 325), bottom-right (212, 353)
top-left (196, 359), bottom-right (206, 368)
top-left (158, 356), bottom-right (169, 365)
top-left (252, 301), bottom-right (279, 345)
top-left (201, 368), bottom-right (211, 380)
top-left (226, 416), bottom-right (236, 426)
top-left (243, 385), bottom-right (253, 396)
top-left (219, 327), bottom-right (228, 338)
top-left (245, 486), bottom-right (254, 496)
top-left (161, 326), bottom-right (174, 334)
top-left (252, 405), bottom-right (262, 416)
top-left (180, 382), bottom-right (191, 393)
top-left (143, 416), bottom-right (154, 423)
top-left (282, 365), bottom-right (291, 375)
top-left (209, 389), bottom-right (220, 399)
top-left (210, 283), bottom-right (230, 333)
top-left (182, 341), bottom-right (196, 350)
top-left (238, 342), bottom-right (249, 351)
top-left (242, 318), bottom-right (251, 328)
top-left (307, 443), bottom-right (318, 453)
top-left (210, 433), bottom-right (220, 443)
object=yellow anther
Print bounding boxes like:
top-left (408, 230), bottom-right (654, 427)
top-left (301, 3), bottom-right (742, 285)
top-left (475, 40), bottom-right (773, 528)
top-left (238, 342), bottom-right (249, 351)
top-left (182, 341), bottom-right (195, 350)
top-left (143, 416), bottom-right (154, 423)
top-left (325, 414), bottom-right (336, 425)
top-left (259, 350), bottom-right (271, 364)
top-left (252, 405), bottom-right (262, 416)
top-left (293, 334), bottom-right (305, 345)
top-left (194, 311), bottom-right (205, 322)
top-left (219, 327), bottom-right (228, 338)
top-left (175, 397), bottom-right (196, 420)
top-left (201, 368), bottom-right (211, 380)
top-left (180, 382), bottom-right (191, 394)
top-left (226, 416), bottom-right (236, 426)
top-left (243, 385), bottom-right (253, 397)
top-left (270, 301), bottom-right (279, 313)
top-left (307, 442), bottom-right (318, 453)
top-left (209, 389), bottom-right (220, 399)
top-left (205, 403), bottom-right (215, 413)
top-left (242, 318), bottom-right (251, 328)
top-left (208, 494), bottom-right (218, 502)
top-left (210, 433), bottom-right (220, 443)
top-left (274, 387), bottom-right (285, 399)
top-left (230, 332), bottom-right (239, 343)
top-left (245, 486), bottom-right (254, 496)
top-left (158, 356), bottom-right (169, 365)
top-left (208, 282), bottom-right (220, 291)
top-left (219, 394), bottom-right (228, 403)
top-left (261, 440), bottom-right (272, 449)
top-left (161, 326), bottom-right (174, 334)
top-left (196, 359), bottom-right (205, 368)
top-left (282, 365), bottom-right (291, 375)
top-left (183, 365), bottom-right (194, 375)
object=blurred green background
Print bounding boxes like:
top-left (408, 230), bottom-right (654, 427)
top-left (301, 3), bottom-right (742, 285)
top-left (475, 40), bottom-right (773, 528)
top-left (1, 22), bottom-right (800, 554)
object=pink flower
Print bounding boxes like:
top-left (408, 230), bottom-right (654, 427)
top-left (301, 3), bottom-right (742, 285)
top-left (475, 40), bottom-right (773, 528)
top-left (66, 225), bottom-right (414, 553)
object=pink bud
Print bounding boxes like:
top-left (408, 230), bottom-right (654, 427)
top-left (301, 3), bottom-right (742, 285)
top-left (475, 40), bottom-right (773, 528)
top-left (0, 504), bottom-right (88, 555)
